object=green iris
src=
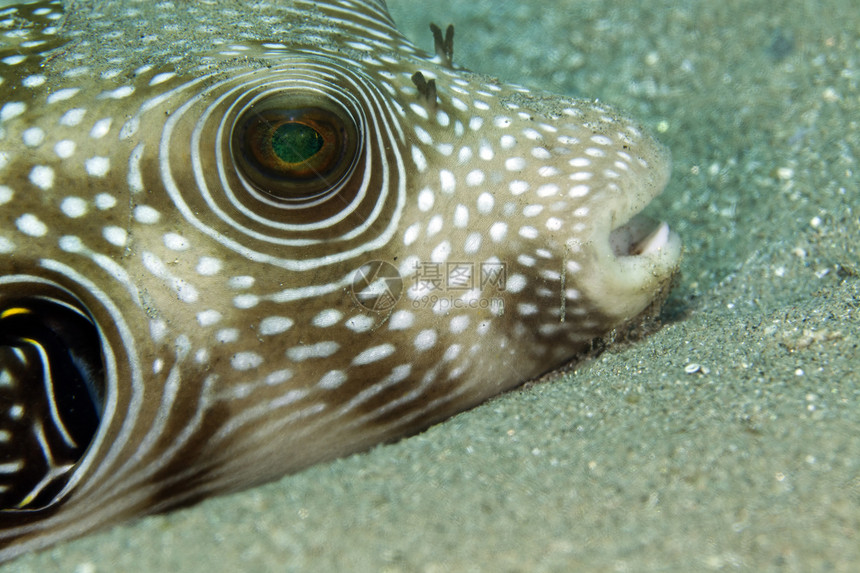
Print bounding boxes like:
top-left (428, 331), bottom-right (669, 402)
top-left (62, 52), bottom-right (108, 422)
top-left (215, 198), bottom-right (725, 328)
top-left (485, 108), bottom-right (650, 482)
top-left (271, 123), bottom-right (324, 163)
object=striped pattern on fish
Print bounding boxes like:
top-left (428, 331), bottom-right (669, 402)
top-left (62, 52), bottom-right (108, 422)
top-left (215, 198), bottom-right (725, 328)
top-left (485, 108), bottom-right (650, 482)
top-left (0, 0), bottom-right (681, 560)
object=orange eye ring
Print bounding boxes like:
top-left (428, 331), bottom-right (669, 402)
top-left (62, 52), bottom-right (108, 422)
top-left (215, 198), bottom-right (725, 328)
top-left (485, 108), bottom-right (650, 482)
top-left (232, 99), bottom-right (359, 202)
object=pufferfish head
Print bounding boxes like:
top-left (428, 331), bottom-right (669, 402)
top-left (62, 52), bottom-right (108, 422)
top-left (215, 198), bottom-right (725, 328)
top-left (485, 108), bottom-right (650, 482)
top-left (0, 3), bottom-right (680, 561)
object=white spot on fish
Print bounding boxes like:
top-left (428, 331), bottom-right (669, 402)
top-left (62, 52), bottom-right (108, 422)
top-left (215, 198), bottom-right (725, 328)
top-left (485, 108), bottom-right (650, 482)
top-left (150, 72), bottom-right (176, 85)
top-left (476, 192), bottom-right (494, 214)
top-left (318, 370), bottom-right (347, 389)
top-left (60, 197), bottom-right (88, 218)
top-left (28, 165), bottom-right (54, 190)
top-left (90, 118), bottom-right (112, 138)
top-left (59, 108), bottom-right (86, 126)
top-left (287, 341), bottom-right (339, 361)
top-left (134, 205), bottom-right (161, 224)
top-left (440, 169), bottom-right (455, 193)
top-left (454, 204), bottom-right (469, 228)
top-left (94, 193), bottom-right (117, 209)
top-left (414, 329), bottom-right (437, 351)
top-left (345, 315), bottom-right (374, 333)
top-left (259, 316), bottom-right (294, 335)
top-left (312, 309), bottom-right (343, 327)
top-left (22, 127), bottom-right (45, 147)
top-left (100, 85), bottom-right (135, 99)
top-left (16, 214), bottom-right (48, 237)
top-left (233, 294), bottom-right (260, 309)
top-left (54, 140), bottom-right (76, 158)
top-left (228, 276), bottom-right (255, 289)
top-left (0, 102), bottom-right (25, 121)
top-left (85, 156), bottom-right (110, 177)
top-left (417, 187), bottom-right (434, 212)
top-left (231, 352), bottom-right (263, 371)
top-left (465, 169), bottom-right (485, 186)
top-left (389, 310), bottom-right (415, 330)
top-left (489, 222), bottom-right (508, 242)
top-left (22, 75), bottom-right (46, 88)
top-left (197, 310), bottom-right (222, 326)
top-left (102, 226), bottom-right (127, 246)
top-left (47, 88), bottom-right (80, 103)
top-left (196, 256), bottom-right (222, 276)
top-left (352, 344), bottom-right (395, 365)
top-left (163, 232), bottom-right (190, 251)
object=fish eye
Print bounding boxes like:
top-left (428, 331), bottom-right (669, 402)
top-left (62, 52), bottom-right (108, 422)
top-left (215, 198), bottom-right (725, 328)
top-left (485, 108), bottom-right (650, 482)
top-left (231, 99), bottom-right (359, 203)
top-left (0, 297), bottom-right (104, 511)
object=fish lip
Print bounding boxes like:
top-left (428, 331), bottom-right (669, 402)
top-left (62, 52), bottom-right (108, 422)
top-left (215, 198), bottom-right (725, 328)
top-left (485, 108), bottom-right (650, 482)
top-left (606, 147), bottom-right (680, 262)
top-left (572, 163), bottom-right (682, 324)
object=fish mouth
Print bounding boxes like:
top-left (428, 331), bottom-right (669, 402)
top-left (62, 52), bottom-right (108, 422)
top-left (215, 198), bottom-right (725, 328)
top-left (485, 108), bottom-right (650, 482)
top-left (575, 180), bottom-right (682, 324)
top-left (609, 214), bottom-right (677, 259)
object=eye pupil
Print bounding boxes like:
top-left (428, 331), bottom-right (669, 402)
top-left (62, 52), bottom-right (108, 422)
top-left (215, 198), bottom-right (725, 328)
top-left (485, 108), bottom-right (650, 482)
top-left (272, 122), bottom-right (324, 164)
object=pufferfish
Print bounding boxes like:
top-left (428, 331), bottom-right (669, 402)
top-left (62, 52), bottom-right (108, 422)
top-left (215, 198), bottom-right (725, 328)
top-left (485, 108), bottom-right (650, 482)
top-left (0, 0), bottom-right (681, 561)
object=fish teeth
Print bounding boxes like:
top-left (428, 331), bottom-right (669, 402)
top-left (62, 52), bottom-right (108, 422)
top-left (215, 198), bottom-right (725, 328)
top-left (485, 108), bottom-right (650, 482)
top-left (631, 221), bottom-right (671, 256)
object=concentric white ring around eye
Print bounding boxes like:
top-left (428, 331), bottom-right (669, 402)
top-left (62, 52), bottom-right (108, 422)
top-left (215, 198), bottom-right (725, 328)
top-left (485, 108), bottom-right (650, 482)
top-left (197, 63), bottom-right (374, 229)
top-left (0, 270), bottom-right (139, 506)
top-left (216, 77), bottom-right (363, 214)
top-left (155, 56), bottom-right (407, 272)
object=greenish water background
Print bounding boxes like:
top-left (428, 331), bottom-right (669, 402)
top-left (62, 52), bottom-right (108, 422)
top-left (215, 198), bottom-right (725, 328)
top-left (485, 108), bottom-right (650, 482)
top-left (4, 0), bottom-right (859, 570)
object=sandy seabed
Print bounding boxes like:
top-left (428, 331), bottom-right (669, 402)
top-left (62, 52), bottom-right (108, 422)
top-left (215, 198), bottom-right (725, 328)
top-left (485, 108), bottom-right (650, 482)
top-left (4, 0), bottom-right (858, 571)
